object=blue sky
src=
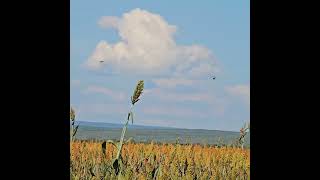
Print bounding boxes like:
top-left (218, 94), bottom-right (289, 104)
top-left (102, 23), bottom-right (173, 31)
top-left (71, 0), bottom-right (250, 131)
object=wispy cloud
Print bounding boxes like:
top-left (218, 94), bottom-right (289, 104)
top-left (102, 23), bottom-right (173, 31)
top-left (151, 78), bottom-right (195, 88)
top-left (225, 84), bottom-right (250, 105)
top-left (98, 16), bottom-right (120, 29)
top-left (141, 105), bottom-right (209, 118)
top-left (71, 79), bottom-right (81, 87)
top-left (85, 8), bottom-right (216, 77)
top-left (78, 103), bottom-right (127, 115)
top-left (83, 85), bottom-right (126, 101)
top-left (144, 88), bottom-right (215, 103)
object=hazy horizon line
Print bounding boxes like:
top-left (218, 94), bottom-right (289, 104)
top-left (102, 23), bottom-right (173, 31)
top-left (76, 120), bottom-right (240, 133)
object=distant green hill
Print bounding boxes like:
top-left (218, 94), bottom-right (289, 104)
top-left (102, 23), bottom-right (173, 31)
top-left (74, 121), bottom-right (250, 147)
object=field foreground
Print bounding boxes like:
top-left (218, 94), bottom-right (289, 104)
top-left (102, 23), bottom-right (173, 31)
top-left (71, 141), bottom-right (250, 180)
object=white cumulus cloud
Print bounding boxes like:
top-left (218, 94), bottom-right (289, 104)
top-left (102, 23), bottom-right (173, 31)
top-left (85, 8), bottom-right (216, 77)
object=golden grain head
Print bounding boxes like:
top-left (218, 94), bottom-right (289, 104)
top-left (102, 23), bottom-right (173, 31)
top-left (131, 80), bottom-right (144, 105)
top-left (70, 142), bottom-right (250, 179)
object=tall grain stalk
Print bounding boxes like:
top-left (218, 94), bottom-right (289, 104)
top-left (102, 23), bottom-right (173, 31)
top-left (238, 122), bottom-right (250, 149)
top-left (70, 107), bottom-right (79, 142)
top-left (103, 80), bottom-right (144, 179)
top-left (117, 80), bottom-right (144, 158)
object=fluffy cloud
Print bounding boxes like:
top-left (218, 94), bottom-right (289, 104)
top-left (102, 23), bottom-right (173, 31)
top-left (225, 85), bottom-right (250, 105)
top-left (86, 8), bottom-right (216, 77)
top-left (83, 85), bottom-right (126, 101)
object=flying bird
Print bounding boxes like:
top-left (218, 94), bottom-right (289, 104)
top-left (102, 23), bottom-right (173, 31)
top-left (212, 75), bottom-right (216, 80)
top-left (99, 60), bottom-right (104, 63)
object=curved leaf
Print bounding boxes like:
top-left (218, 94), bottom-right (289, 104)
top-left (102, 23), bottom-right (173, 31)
top-left (153, 164), bottom-right (162, 180)
top-left (126, 137), bottom-right (133, 143)
top-left (72, 124), bottom-right (79, 139)
top-left (127, 112), bottom-right (130, 121)
top-left (106, 140), bottom-right (119, 151)
top-left (112, 159), bottom-right (119, 175)
top-left (130, 112), bottom-right (134, 124)
top-left (101, 141), bottom-right (106, 155)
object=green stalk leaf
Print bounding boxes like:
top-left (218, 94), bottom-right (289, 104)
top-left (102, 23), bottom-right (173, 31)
top-left (130, 112), bottom-right (134, 124)
top-left (72, 125), bottom-right (79, 137)
top-left (127, 112), bottom-right (130, 120)
top-left (101, 141), bottom-right (106, 155)
top-left (126, 137), bottom-right (133, 143)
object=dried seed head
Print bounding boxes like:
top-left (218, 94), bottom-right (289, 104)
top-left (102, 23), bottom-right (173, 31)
top-left (70, 107), bottom-right (75, 121)
top-left (131, 80), bottom-right (144, 105)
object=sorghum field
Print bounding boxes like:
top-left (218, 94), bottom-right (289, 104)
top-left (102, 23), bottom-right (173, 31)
top-left (70, 141), bottom-right (250, 180)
